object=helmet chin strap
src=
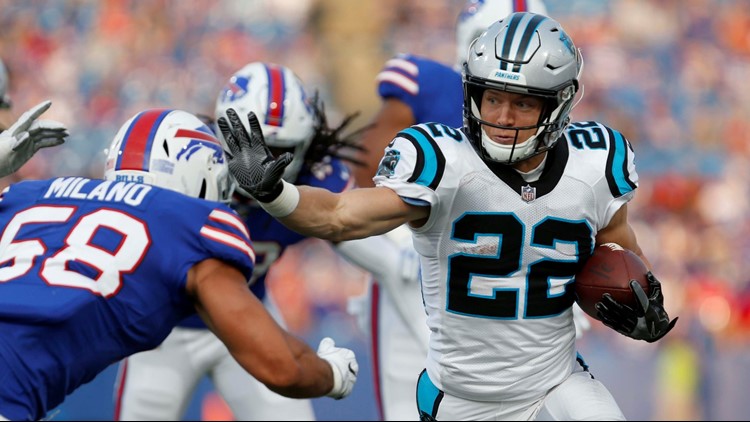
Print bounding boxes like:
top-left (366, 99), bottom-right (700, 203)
top-left (480, 127), bottom-right (540, 164)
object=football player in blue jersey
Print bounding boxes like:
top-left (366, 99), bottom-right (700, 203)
top-left (114, 62), bottom-right (413, 421)
top-left (220, 12), bottom-right (678, 421)
top-left (345, 1), bottom-right (594, 420)
top-left (0, 108), bottom-right (358, 422)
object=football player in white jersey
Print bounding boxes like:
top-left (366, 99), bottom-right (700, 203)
top-left (221, 12), bottom-right (678, 421)
top-left (347, 1), bottom-right (585, 419)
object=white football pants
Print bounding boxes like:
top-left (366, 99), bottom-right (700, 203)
top-left (416, 364), bottom-right (626, 421)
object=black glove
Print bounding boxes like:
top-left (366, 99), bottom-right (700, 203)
top-left (217, 108), bottom-right (293, 202)
top-left (595, 271), bottom-right (678, 343)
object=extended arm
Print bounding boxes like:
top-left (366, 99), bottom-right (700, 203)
top-left (218, 108), bottom-right (429, 242)
top-left (188, 258), bottom-right (358, 399)
top-left (284, 184), bottom-right (424, 242)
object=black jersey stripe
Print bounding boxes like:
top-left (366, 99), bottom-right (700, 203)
top-left (616, 129), bottom-right (638, 192)
top-left (512, 14), bottom-right (547, 72)
top-left (397, 130), bottom-right (425, 185)
top-left (500, 13), bottom-right (524, 71)
top-left (413, 125), bottom-right (446, 190)
top-left (399, 126), bottom-right (446, 190)
top-left (604, 126), bottom-right (637, 197)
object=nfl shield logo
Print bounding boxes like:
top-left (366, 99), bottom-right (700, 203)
top-left (521, 185), bottom-right (536, 203)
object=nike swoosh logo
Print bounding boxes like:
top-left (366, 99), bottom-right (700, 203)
top-left (348, 362), bottom-right (357, 376)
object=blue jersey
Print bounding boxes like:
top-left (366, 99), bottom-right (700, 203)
top-left (376, 54), bottom-right (463, 128)
top-left (0, 177), bottom-right (255, 421)
top-left (178, 158), bottom-right (354, 328)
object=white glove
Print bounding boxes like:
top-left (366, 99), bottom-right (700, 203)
top-left (0, 100), bottom-right (68, 178)
top-left (316, 337), bottom-right (358, 400)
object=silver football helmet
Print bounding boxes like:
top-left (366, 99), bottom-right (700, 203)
top-left (463, 12), bottom-right (582, 165)
top-left (455, 0), bottom-right (548, 69)
top-left (0, 58), bottom-right (11, 109)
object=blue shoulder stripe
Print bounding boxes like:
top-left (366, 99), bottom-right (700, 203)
top-left (398, 126), bottom-right (446, 190)
top-left (604, 127), bottom-right (637, 197)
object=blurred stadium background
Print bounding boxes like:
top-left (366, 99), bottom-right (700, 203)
top-left (1, 0), bottom-right (749, 420)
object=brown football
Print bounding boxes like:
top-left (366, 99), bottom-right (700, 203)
top-left (574, 243), bottom-right (650, 320)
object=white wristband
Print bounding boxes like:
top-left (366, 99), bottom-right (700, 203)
top-left (259, 180), bottom-right (300, 217)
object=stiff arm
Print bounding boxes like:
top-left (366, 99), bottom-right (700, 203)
top-left (282, 184), bottom-right (428, 243)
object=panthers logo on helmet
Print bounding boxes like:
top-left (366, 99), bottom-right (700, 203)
top-left (559, 32), bottom-right (575, 55)
top-left (376, 150), bottom-right (401, 178)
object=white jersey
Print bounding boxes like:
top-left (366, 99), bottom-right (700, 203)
top-left (373, 121), bottom-right (638, 401)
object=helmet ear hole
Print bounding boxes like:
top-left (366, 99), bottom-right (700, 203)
top-left (199, 179), bottom-right (207, 199)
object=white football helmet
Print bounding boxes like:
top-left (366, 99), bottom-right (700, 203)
top-left (215, 62), bottom-right (315, 184)
top-left (463, 12), bottom-right (582, 165)
top-left (104, 109), bottom-right (234, 202)
top-left (455, 0), bottom-right (548, 69)
top-left (0, 58), bottom-right (11, 109)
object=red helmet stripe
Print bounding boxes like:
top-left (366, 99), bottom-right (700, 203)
top-left (116, 109), bottom-right (170, 171)
top-left (265, 64), bottom-right (285, 127)
top-left (174, 128), bottom-right (220, 145)
top-left (514, 0), bottom-right (528, 12)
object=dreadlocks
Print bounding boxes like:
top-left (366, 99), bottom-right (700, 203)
top-left (304, 91), bottom-right (369, 168)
